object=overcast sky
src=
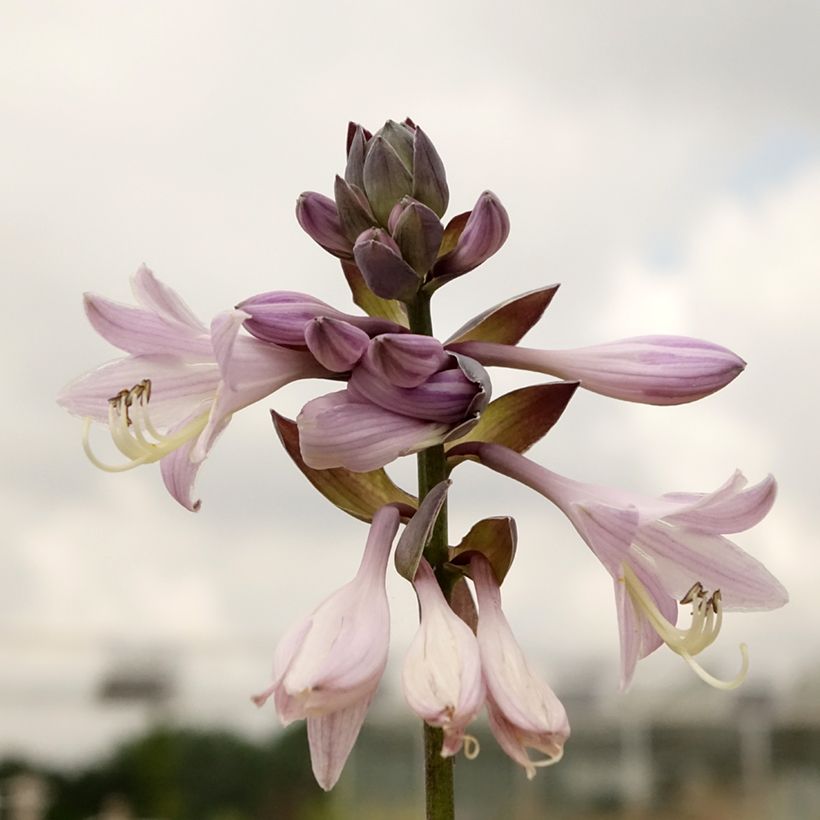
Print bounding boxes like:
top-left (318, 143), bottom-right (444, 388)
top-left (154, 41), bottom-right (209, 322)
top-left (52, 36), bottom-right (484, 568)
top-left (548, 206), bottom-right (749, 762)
top-left (2, 0), bottom-right (819, 765)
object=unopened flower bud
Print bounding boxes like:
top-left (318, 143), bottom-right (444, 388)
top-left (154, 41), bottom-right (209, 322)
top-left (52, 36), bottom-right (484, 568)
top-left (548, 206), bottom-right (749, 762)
top-left (295, 192), bottom-right (353, 259)
top-left (411, 125), bottom-right (449, 218)
top-left (365, 334), bottom-right (450, 387)
top-left (305, 317), bottom-right (370, 372)
top-left (432, 191), bottom-right (510, 284)
top-left (391, 198), bottom-right (444, 275)
top-left (449, 335), bottom-right (746, 406)
top-left (344, 122), bottom-right (371, 190)
top-left (334, 176), bottom-right (378, 243)
top-left (352, 228), bottom-right (421, 301)
top-left (350, 348), bottom-right (489, 423)
top-left (238, 290), bottom-right (403, 347)
top-left (363, 135), bottom-right (414, 225)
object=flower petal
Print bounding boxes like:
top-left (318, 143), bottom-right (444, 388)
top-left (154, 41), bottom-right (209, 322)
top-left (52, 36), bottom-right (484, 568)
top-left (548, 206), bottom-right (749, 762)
top-left (297, 391), bottom-right (450, 472)
top-left (635, 524), bottom-right (788, 610)
top-left (663, 474), bottom-right (777, 534)
top-left (159, 412), bottom-right (228, 511)
top-left (307, 694), bottom-right (373, 791)
top-left (83, 293), bottom-right (212, 359)
top-left (57, 355), bottom-right (219, 425)
top-left (131, 265), bottom-right (206, 331)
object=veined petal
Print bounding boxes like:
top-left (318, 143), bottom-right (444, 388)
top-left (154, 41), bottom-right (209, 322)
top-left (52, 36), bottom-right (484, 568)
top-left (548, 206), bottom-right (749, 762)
top-left (307, 694), bottom-right (373, 791)
top-left (569, 501), bottom-right (640, 578)
top-left (83, 293), bottom-right (212, 359)
top-left (634, 524), bottom-right (788, 611)
top-left (297, 391), bottom-right (450, 472)
top-left (57, 355), bottom-right (219, 425)
top-left (159, 411), bottom-right (228, 512)
top-left (350, 363), bottom-right (481, 423)
top-left (131, 265), bottom-right (206, 331)
top-left (662, 474), bottom-right (777, 534)
top-left (210, 309), bottom-right (250, 390)
top-left (305, 317), bottom-right (370, 372)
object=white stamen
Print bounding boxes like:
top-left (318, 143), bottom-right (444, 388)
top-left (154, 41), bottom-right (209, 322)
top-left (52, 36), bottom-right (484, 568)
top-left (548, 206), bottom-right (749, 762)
top-left (82, 380), bottom-right (208, 472)
top-left (623, 564), bottom-right (749, 690)
top-left (462, 735), bottom-right (480, 760)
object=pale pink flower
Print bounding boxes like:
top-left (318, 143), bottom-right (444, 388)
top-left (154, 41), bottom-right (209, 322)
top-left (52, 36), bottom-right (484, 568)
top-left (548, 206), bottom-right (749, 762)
top-left (402, 559), bottom-right (485, 758)
top-left (253, 505), bottom-right (400, 790)
top-left (471, 554), bottom-right (569, 778)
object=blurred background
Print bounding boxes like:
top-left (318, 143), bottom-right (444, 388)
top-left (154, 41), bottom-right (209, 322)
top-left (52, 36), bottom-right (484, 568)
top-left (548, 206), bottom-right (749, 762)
top-left (1, 1), bottom-right (818, 817)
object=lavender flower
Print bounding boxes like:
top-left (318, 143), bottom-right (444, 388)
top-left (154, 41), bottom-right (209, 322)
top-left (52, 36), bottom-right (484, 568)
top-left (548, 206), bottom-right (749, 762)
top-left (461, 443), bottom-right (787, 690)
top-left (58, 266), bottom-right (327, 510)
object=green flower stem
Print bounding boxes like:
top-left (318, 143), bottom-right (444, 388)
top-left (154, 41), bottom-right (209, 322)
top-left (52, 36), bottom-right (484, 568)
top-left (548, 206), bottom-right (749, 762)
top-left (408, 291), bottom-right (456, 820)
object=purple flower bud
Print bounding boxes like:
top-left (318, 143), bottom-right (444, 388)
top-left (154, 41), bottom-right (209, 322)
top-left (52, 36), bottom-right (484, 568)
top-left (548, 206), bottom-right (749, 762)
top-left (432, 191), bottom-right (510, 284)
top-left (352, 228), bottom-right (421, 301)
top-left (238, 290), bottom-right (402, 347)
top-left (334, 176), bottom-right (378, 243)
top-left (305, 317), bottom-right (370, 373)
top-left (365, 333), bottom-right (451, 387)
top-left (378, 120), bottom-right (415, 170)
top-left (296, 192), bottom-right (353, 259)
top-left (391, 198), bottom-right (444, 275)
top-left (237, 291), bottom-right (346, 346)
top-left (412, 126), bottom-right (449, 218)
top-left (350, 350), bottom-right (489, 423)
top-left (362, 135), bottom-right (414, 225)
top-left (344, 123), bottom-right (370, 190)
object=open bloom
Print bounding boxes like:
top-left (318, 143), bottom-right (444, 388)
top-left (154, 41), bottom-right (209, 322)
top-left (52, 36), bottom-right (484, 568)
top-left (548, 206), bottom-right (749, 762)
top-left (402, 559), bottom-right (485, 758)
top-left (448, 335), bottom-right (745, 405)
top-left (297, 334), bottom-right (490, 471)
top-left (253, 505), bottom-right (400, 790)
top-left (57, 266), bottom-right (327, 510)
top-left (471, 553), bottom-right (569, 778)
top-left (463, 443), bottom-right (787, 690)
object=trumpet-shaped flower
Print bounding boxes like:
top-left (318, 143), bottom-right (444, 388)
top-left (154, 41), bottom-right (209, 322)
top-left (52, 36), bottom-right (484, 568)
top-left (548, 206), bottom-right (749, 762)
top-left (471, 554), bottom-right (569, 778)
top-left (462, 443), bottom-right (787, 690)
top-left (448, 335), bottom-right (745, 405)
top-left (57, 266), bottom-right (328, 510)
top-left (402, 559), bottom-right (485, 758)
top-left (253, 505), bottom-right (400, 790)
top-left (297, 334), bottom-right (490, 472)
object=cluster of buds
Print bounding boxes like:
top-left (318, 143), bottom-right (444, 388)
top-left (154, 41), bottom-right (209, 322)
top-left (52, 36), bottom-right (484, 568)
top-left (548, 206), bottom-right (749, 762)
top-left (59, 117), bottom-right (787, 793)
top-left (297, 119), bottom-right (510, 299)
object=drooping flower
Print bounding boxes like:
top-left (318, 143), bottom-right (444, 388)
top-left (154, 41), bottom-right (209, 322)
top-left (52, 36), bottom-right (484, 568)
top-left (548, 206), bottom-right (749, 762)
top-left (253, 505), bottom-right (400, 790)
top-left (460, 442), bottom-right (787, 690)
top-left (402, 559), bottom-right (485, 758)
top-left (447, 335), bottom-right (745, 405)
top-left (470, 553), bottom-right (570, 778)
top-left (57, 266), bottom-right (328, 510)
top-left (297, 334), bottom-right (490, 472)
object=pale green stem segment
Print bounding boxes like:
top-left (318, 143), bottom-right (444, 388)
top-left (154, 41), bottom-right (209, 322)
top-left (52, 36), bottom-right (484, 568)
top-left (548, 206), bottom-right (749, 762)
top-left (407, 291), bottom-right (456, 820)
